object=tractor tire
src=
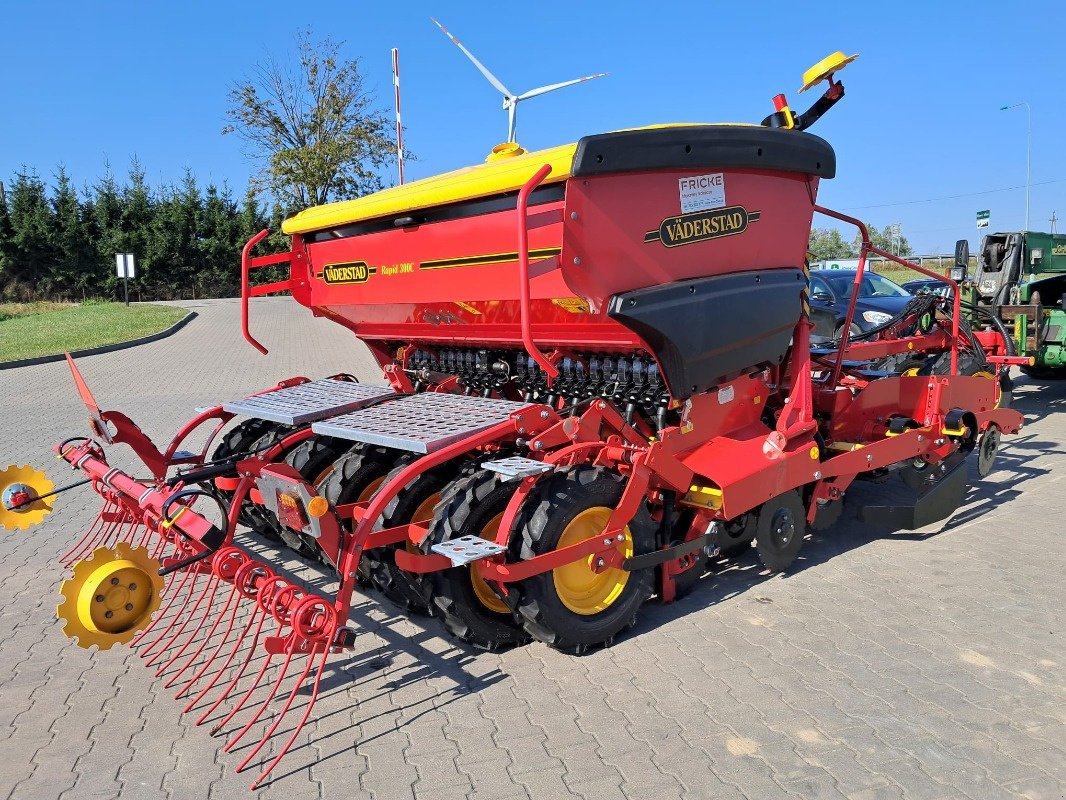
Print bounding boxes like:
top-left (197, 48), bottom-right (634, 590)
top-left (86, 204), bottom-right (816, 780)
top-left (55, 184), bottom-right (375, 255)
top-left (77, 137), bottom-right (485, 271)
top-left (922, 349), bottom-right (1010, 407)
top-left (511, 468), bottom-right (656, 654)
top-left (284, 435), bottom-right (355, 490)
top-left (424, 470), bottom-right (530, 650)
top-left (211, 419), bottom-right (295, 544)
top-left (278, 436), bottom-right (356, 562)
top-left (320, 445), bottom-right (407, 587)
top-left (754, 490), bottom-right (807, 573)
top-left (211, 418), bottom-right (278, 463)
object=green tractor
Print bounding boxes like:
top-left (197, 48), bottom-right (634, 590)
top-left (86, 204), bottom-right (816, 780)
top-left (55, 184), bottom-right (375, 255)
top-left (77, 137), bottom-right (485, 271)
top-left (957, 230), bottom-right (1066, 378)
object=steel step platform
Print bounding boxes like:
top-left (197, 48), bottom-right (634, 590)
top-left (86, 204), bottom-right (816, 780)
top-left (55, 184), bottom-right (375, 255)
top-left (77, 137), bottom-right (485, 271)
top-left (312, 393), bottom-right (532, 454)
top-left (223, 379), bottom-right (394, 425)
top-left (483, 456), bottom-right (553, 480)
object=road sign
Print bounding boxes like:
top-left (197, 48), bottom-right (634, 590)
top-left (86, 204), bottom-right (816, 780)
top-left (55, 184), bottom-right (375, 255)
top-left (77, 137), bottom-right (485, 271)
top-left (977, 210), bottom-right (990, 228)
top-left (115, 253), bottom-right (136, 278)
top-left (115, 253), bottom-right (136, 306)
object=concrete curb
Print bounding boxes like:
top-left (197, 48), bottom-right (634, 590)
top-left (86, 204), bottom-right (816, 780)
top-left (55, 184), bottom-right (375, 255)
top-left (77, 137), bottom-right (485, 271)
top-left (0, 310), bottom-right (198, 371)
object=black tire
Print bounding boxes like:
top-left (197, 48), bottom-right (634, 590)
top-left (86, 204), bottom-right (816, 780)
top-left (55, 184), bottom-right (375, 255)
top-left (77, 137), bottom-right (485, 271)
top-left (754, 490), bottom-right (807, 573)
top-left (424, 470), bottom-right (530, 650)
top-left (212, 419), bottom-right (293, 543)
top-left (320, 445), bottom-right (406, 585)
top-left (371, 459), bottom-right (470, 616)
top-left (284, 435), bottom-right (355, 489)
top-left (211, 418), bottom-right (279, 463)
top-left (511, 468), bottom-right (656, 654)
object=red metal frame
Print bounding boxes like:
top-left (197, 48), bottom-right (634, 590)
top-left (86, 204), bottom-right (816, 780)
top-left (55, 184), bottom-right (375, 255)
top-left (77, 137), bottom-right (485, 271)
top-left (241, 229), bottom-right (294, 355)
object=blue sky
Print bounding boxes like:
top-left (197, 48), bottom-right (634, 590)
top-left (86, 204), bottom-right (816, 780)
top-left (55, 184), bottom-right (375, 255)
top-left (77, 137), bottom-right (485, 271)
top-left (2, 0), bottom-right (1061, 253)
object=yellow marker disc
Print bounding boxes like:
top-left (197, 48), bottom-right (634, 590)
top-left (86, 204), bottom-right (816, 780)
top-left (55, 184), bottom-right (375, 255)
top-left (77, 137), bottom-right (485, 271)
top-left (800, 51), bottom-right (860, 93)
top-left (0, 465), bottom-right (54, 531)
top-left (57, 542), bottom-right (164, 650)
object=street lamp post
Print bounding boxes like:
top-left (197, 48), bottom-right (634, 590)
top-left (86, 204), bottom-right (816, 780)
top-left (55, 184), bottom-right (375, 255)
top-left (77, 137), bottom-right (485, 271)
top-left (1000, 101), bottom-right (1031, 232)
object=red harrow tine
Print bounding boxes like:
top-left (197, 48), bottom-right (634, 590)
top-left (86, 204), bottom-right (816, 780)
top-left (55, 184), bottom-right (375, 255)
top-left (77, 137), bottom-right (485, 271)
top-left (168, 549), bottom-right (248, 693)
top-left (131, 557), bottom-right (199, 648)
top-left (192, 563), bottom-right (284, 725)
top-left (242, 597), bottom-right (338, 790)
top-left (210, 584), bottom-right (307, 738)
top-left (145, 568), bottom-right (221, 669)
top-left (60, 502), bottom-right (122, 568)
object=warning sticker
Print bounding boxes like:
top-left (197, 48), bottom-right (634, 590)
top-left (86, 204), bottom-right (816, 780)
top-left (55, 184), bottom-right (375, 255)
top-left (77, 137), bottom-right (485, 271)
top-left (678, 173), bottom-right (725, 213)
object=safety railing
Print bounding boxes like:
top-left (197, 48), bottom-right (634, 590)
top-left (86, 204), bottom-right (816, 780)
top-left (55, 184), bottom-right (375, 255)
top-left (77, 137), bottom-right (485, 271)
top-left (516, 164), bottom-right (560, 381)
top-left (241, 229), bottom-right (294, 355)
top-left (815, 206), bottom-right (962, 384)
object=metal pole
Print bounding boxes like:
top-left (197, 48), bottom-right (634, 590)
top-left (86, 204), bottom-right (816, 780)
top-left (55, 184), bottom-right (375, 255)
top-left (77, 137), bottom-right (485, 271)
top-left (1001, 102), bottom-right (1032, 232)
top-left (391, 48), bottom-right (405, 185)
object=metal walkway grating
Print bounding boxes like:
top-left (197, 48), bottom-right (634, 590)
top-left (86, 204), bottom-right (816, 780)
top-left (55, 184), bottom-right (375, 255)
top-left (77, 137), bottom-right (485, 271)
top-left (312, 393), bottom-right (532, 453)
top-left (223, 379), bottom-right (394, 425)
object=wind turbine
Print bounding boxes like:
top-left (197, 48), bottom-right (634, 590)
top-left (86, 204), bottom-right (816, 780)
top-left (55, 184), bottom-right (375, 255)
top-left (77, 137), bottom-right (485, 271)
top-left (431, 18), bottom-right (607, 144)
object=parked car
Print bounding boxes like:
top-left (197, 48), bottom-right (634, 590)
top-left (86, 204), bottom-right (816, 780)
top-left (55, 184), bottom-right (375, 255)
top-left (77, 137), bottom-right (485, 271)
top-left (901, 277), bottom-right (953, 298)
top-left (809, 269), bottom-right (913, 335)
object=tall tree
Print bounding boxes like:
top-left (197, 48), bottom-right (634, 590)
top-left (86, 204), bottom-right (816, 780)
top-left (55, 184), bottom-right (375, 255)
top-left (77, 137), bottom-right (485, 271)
top-left (5, 171), bottom-right (57, 299)
top-left (858, 224), bottom-right (913, 257)
top-left (223, 30), bottom-right (396, 213)
top-left (52, 167), bottom-right (96, 299)
top-left (808, 228), bottom-right (855, 261)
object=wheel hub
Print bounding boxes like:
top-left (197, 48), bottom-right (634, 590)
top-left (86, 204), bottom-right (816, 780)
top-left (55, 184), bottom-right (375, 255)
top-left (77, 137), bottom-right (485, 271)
top-left (0, 465), bottom-right (55, 531)
top-left (553, 506), bottom-right (633, 615)
top-left (58, 542), bottom-right (164, 649)
top-left (769, 508), bottom-right (795, 549)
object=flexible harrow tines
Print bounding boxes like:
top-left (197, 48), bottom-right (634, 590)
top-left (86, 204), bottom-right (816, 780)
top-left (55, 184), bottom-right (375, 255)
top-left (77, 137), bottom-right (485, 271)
top-left (154, 546), bottom-right (340, 790)
top-left (60, 495), bottom-right (135, 568)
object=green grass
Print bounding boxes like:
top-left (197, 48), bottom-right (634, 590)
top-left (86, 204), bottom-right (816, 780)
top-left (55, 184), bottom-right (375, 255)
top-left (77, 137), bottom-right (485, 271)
top-left (0, 302), bottom-right (187, 362)
top-left (0, 301), bottom-right (76, 322)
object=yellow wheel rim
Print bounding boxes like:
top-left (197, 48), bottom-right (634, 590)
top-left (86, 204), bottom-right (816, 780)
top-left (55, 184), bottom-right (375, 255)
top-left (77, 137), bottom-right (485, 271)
top-left (357, 475), bottom-right (387, 502)
top-left (469, 511), bottom-right (510, 614)
top-left (412, 492), bottom-right (441, 522)
top-left (901, 367), bottom-right (920, 377)
top-left (311, 465), bottom-right (335, 489)
top-left (57, 542), bottom-right (164, 650)
top-left (552, 506), bottom-right (633, 615)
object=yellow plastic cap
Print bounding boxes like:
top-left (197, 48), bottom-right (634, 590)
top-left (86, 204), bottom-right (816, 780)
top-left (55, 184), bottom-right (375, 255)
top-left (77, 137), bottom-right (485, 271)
top-left (800, 51), bottom-right (859, 93)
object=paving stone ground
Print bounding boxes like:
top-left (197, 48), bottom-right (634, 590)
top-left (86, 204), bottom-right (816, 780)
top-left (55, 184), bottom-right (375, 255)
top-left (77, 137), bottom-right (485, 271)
top-left (0, 297), bottom-right (1062, 800)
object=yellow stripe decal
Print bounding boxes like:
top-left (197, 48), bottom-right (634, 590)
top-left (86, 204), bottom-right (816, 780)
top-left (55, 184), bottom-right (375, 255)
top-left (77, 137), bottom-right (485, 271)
top-left (420, 247), bottom-right (561, 271)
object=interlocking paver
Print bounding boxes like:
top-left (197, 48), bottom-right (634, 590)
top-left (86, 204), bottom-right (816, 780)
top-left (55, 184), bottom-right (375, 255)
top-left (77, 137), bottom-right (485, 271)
top-left (1, 297), bottom-right (1063, 800)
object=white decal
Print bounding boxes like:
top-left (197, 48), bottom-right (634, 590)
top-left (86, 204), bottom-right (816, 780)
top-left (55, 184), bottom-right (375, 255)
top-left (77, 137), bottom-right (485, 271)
top-left (678, 173), bottom-right (725, 213)
top-left (717, 385), bottom-right (735, 404)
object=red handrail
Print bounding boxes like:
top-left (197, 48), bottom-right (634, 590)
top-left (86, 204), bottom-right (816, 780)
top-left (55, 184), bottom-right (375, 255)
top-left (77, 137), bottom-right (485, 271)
top-left (516, 164), bottom-right (559, 381)
top-left (242, 230), bottom-right (296, 355)
top-left (241, 229), bottom-right (271, 355)
top-left (814, 206), bottom-right (962, 382)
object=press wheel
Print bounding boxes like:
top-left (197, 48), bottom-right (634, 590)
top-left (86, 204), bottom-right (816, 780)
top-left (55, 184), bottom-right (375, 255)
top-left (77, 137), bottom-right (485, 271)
top-left (754, 490), bottom-right (807, 573)
top-left (511, 468), bottom-right (655, 654)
